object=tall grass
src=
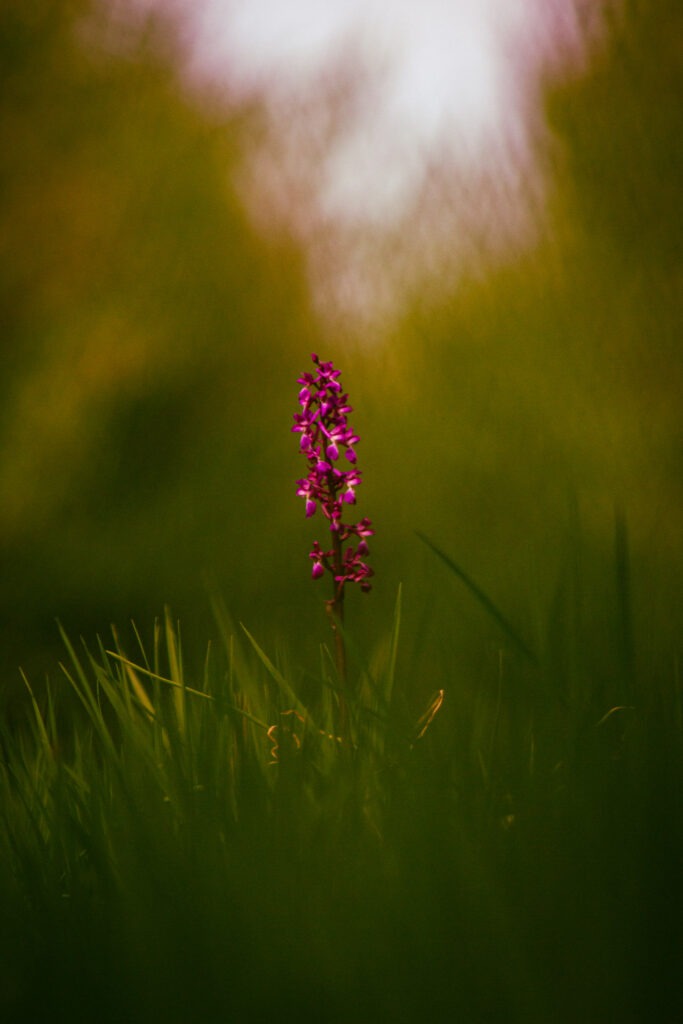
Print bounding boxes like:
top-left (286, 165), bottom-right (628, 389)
top-left (1, 527), bottom-right (682, 1022)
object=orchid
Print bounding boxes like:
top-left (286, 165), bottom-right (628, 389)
top-left (293, 353), bottom-right (374, 598)
top-left (293, 353), bottom-right (374, 721)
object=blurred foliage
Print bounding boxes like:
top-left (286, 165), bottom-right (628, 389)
top-left (1, 5), bottom-right (681, 1016)
top-left (0, 0), bottom-right (681, 709)
top-left (359, 0), bottom-right (683, 675)
top-left (0, 0), bottom-right (321, 685)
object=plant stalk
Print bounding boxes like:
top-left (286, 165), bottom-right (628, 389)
top-left (327, 528), bottom-right (348, 742)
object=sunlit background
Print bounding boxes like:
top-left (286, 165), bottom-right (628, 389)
top-left (146, 0), bottom-right (615, 321)
top-left (1, 0), bottom-right (681, 700)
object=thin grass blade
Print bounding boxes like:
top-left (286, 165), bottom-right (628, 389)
top-left (416, 531), bottom-right (538, 665)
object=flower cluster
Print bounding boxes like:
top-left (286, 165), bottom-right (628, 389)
top-left (293, 354), bottom-right (374, 592)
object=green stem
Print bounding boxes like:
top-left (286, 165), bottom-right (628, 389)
top-left (327, 528), bottom-right (348, 742)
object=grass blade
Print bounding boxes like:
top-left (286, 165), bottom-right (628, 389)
top-left (416, 531), bottom-right (538, 665)
top-left (240, 624), bottom-right (311, 722)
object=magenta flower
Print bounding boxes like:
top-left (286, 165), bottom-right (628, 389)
top-left (293, 353), bottom-right (374, 593)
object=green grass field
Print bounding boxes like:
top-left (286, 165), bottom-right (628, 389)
top-left (2, 526), bottom-right (681, 1023)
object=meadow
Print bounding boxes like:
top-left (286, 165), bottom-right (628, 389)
top-left (2, 2), bottom-right (682, 1020)
top-left (2, 505), bottom-right (682, 1021)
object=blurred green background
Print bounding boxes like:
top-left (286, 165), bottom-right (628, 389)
top-left (1, 0), bottom-right (681, 700)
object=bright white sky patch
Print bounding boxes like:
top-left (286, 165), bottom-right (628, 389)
top-left (118, 0), bottom-right (611, 322)
top-left (176, 0), bottom-right (602, 221)
top-left (185, 0), bottom-right (519, 221)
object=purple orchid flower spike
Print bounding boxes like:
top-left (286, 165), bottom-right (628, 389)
top-left (293, 353), bottom-right (374, 591)
top-left (293, 354), bottom-right (374, 717)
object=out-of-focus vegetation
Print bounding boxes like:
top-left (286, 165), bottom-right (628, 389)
top-left (2, 2), bottom-right (683, 1019)
top-left (0, 1), bottom-right (322, 688)
top-left (352, 0), bottom-right (683, 684)
top-left (0, 0), bottom-right (681, 713)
